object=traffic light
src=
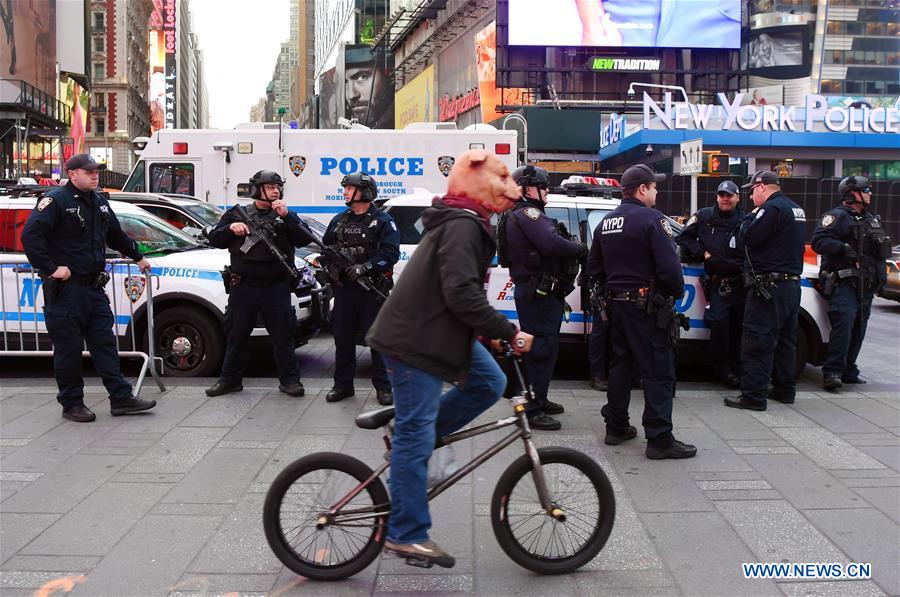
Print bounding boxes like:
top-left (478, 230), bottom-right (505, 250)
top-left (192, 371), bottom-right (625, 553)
top-left (707, 153), bottom-right (730, 175)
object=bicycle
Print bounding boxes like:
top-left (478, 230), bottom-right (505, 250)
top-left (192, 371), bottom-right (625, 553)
top-left (263, 343), bottom-right (616, 581)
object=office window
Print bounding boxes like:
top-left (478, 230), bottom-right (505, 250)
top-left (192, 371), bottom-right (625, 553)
top-left (94, 118), bottom-right (105, 134)
top-left (93, 12), bottom-right (104, 29)
top-left (93, 63), bottom-right (104, 79)
top-left (93, 93), bottom-right (105, 108)
top-left (94, 36), bottom-right (104, 52)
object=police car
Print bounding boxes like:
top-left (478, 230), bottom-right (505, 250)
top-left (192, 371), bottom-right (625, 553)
top-left (383, 176), bottom-right (831, 377)
top-left (0, 196), bottom-right (327, 377)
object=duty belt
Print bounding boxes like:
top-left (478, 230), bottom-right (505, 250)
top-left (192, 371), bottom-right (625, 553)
top-left (759, 272), bottom-right (801, 283)
top-left (834, 268), bottom-right (858, 279)
top-left (608, 288), bottom-right (650, 302)
top-left (709, 274), bottom-right (742, 286)
top-left (66, 274), bottom-right (102, 286)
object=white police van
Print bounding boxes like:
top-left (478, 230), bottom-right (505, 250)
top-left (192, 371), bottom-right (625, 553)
top-left (383, 177), bottom-right (831, 377)
top-left (0, 196), bottom-right (327, 377)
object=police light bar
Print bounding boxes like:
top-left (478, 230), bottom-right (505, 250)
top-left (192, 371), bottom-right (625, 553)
top-left (495, 143), bottom-right (511, 155)
top-left (560, 175), bottom-right (621, 187)
top-left (173, 142), bottom-right (188, 155)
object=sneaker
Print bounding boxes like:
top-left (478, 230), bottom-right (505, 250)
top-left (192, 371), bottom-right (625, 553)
top-left (724, 395), bottom-right (766, 411)
top-left (527, 412), bottom-right (561, 431)
top-left (279, 381), bottom-right (305, 397)
top-left (823, 375), bottom-right (843, 392)
top-left (605, 425), bottom-right (637, 446)
top-left (62, 404), bottom-right (96, 423)
top-left (540, 400), bottom-right (565, 415)
top-left (110, 397), bottom-right (157, 416)
top-left (646, 439), bottom-right (697, 460)
top-left (384, 539), bottom-right (455, 569)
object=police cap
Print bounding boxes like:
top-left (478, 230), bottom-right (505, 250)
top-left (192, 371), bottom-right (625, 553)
top-left (717, 180), bottom-right (740, 195)
top-left (64, 153), bottom-right (105, 172)
top-left (620, 164), bottom-right (665, 191)
top-left (741, 170), bottom-right (780, 189)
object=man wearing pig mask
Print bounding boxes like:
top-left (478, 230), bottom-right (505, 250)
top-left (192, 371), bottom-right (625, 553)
top-left (367, 150), bottom-right (534, 569)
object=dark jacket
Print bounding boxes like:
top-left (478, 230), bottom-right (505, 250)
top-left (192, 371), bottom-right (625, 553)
top-left (740, 191), bottom-right (806, 275)
top-left (811, 204), bottom-right (888, 288)
top-left (675, 205), bottom-right (744, 277)
top-left (366, 197), bottom-right (517, 383)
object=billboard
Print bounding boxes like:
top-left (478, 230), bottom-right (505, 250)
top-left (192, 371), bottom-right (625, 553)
top-left (149, 0), bottom-right (177, 132)
top-left (395, 65), bottom-right (435, 129)
top-left (507, 0), bottom-right (741, 50)
top-left (741, 26), bottom-right (809, 79)
top-left (0, 1), bottom-right (57, 95)
top-left (474, 21), bottom-right (531, 124)
top-left (343, 45), bottom-right (394, 129)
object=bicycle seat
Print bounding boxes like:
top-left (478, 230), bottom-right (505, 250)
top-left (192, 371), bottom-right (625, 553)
top-left (355, 406), bottom-right (396, 429)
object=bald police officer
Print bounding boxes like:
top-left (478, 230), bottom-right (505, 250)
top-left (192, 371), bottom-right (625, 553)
top-left (590, 164), bottom-right (696, 459)
top-left (725, 171), bottom-right (805, 411)
top-left (676, 180), bottom-right (745, 388)
top-left (812, 176), bottom-right (890, 391)
top-left (21, 153), bottom-right (157, 422)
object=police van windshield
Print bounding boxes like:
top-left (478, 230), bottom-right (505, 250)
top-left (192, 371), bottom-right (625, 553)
top-left (115, 211), bottom-right (200, 256)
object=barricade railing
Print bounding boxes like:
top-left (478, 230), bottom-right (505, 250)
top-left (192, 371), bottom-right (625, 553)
top-left (0, 256), bottom-right (166, 397)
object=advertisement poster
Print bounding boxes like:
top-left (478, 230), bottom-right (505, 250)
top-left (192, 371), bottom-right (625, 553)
top-left (507, 0), bottom-right (740, 50)
top-left (395, 65), bottom-right (435, 129)
top-left (318, 67), bottom-right (339, 129)
top-left (149, 0), bottom-right (177, 132)
top-left (343, 45), bottom-right (394, 129)
top-left (744, 30), bottom-right (803, 69)
top-left (474, 22), bottom-right (531, 125)
top-left (739, 85), bottom-right (785, 107)
top-left (0, 0), bottom-right (57, 95)
top-left (59, 79), bottom-right (89, 157)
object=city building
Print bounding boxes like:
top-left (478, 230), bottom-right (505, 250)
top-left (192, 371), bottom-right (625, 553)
top-left (290, 0), bottom-right (316, 123)
top-left (250, 97), bottom-right (268, 122)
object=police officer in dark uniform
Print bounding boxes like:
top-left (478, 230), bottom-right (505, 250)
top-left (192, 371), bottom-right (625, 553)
top-left (591, 165), bottom-right (695, 459)
top-left (205, 170), bottom-right (311, 398)
top-left (812, 176), bottom-right (890, 391)
top-left (322, 173), bottom-right (400, 406)
top-left (725, 171), bottom-right (806, 411)
top-left (676, 180), bottom-right (745, 389)
top-left (21, 153), bottom-right (157, 422)
top-left (498, 165), bottom-right (586, 431)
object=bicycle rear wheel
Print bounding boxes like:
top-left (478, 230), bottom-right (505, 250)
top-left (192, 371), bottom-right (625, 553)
top-left (263, 452), bottom-right (389, 581)
top-left (491, 446), bottom-right (615, 574)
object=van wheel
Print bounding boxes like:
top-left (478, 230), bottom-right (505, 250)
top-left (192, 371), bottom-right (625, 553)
top-left (794, 327), bottom-right (809, 380)
top-left (149, 307), bottom-right (224, 377)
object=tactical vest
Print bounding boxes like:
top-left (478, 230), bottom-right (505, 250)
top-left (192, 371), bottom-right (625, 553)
top-left (334, 210), bottom-right (379, 264)
top-left (239, 205), bottom-right (293, 261)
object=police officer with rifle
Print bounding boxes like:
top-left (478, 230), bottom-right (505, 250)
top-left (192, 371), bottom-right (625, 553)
top-left (205, 170), bottom-right (314, 398)
top-left (321, 173), bottom-right (400, 406)
top-left (590, 165), bottom-right (695, 459)
top-left (812, 176), bottom-right (891, 392)
top-left (498, 165), bottom-right (586, 431)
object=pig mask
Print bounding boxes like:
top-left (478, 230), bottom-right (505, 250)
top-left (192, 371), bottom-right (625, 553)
top-left (446, 149), bottom-right (520, 214)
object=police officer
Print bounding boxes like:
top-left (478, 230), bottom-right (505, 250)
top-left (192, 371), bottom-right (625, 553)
top-left (205, 170), bottom-right (311, 398)
top-left (590, 164), bottom-right (695, 459)
top-left (21, 153), bottom-right (157, 422)
top-left (725, 171), bottom-right (805, 411)
top-left (322, 173), bottom-right (400, 406)
top-left (676, 180), bottom-right (745, 389)
top-left (498, 165), bottom-right (586, 431)
top-left (812, 176), bottom-right (890, 391)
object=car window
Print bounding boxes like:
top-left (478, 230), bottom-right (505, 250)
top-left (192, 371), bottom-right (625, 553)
top-left (585, 209), bottom-right (613, 249)
top-left (181, 202), bottom-right (224, 225)
top-left (385, 205), bottom-right (427, 245)
top-left (141, 205), bottom-right (193, 229)
top-left (115, 211), bottom-right (199, 255)
top-left (299, 216), bottom-right (326, 241)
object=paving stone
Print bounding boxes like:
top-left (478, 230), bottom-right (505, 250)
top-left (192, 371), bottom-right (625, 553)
top-left (110, 472), bottom-right (185, 483)
top-left (716, 500), bottom-right (847, 563)
top-left (704, 489), bottom-right (783, 501)
top-left (850, 486), bottom-right (900, 523)
top-left (772, 428), bottom-right (887, 470)
top-left (607, 451), bottom-right (714, 513)
top-left (778, 580), bottom-right (887, 596)
top-left (697, 480), bottom-right (772, 490)
top-left (0, 571), bottom-right (86, 590)
top-left (0, 393), bottom-right (55, 425)
top-left (0, 422), bottom-right (118, 473)
top-left (732, 446), bottom-right (800, 455)
top-left (791, 399), bottom-right (886, 435)
top-left (571, 569), bottom-right (677, 594)
top-left (640, 511), bottom-right (778, 596)
top-left (803, 509), bottom-right (900, 596)
top-left (838, 432), bottom-right (900, 447)
top-left (22, 482), bottom-right (171, 556)
top-left (830, 469), bottom-right (898, 479)
top-left (0, 513), bottom-right (60, 565)
top-left (748, 407), bottom-right (818, 428)
top-left (0, 480), bottom-right (29, 502)
top-left (727, 439), bottom-right (792, 448)
top-left (376, 573), bottom-right (474, 593)
top-left (253, 434), bottom-right (347, 485)
top-left (178, 393), bottom-right (264, 427)
top-left (840, 477), bottom-right (900, 488)
top-left (170, 572), bottom-right (277, 593)
top-left (162, 447), bottom-right (271, 504)
top-left (69, 514), bottom-right (220, 597)
top-left (692, 471), bottom-right (763, 481)
top-left (744, 454), bottom-right (867, 510)
top-left (217, 440), bottom-right (281, 449)
top-left (1, 454), bottom-right (132, 513)
top-left (150, 503), bottom-right (234, 517)
top-left (822, 398), bottom-right (900, 430)
top-left (678, 427), bottom-right (755, 473)
top-left (270, 564), bottom-right (377, 596)
top-left (0, 555), bottom-right (99, 572)
top-left (110, 393), bottom-right (207, 433)
top-left (692, 405), bottom-right (780, 441)
top-left (123, 426), bottom-right (228, 474)
top-left (856, 445), bottom-right (900, 472)
top-left (580, 492), bottom-right (666, 571)
top-left (0, 471), bottom-right (41, 482)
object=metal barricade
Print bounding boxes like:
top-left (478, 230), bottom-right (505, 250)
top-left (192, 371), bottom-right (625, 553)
top-left (0, 256), bottom-right (166, 397)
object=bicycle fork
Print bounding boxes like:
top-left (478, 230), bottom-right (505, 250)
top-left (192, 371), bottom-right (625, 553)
top-left (512, 396), bottom-right (567, 523)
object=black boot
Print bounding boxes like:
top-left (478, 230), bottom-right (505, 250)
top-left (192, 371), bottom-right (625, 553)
top-left (604, 425), bottom-right (637, 446)
top-left (823, 375), bottom-right (843, 392)
top-left (376, 388), bottom-right (393, 406)
top-left (326, 387), bottom-right (354, 403)
top-left (206, 380), bottom-right (243, 397)
top-left (527, 412), bottom-right (561, 431)
top-left (724, 395), bottom-right (766, 411)
top-left (541, 400), bottom-right (565, 415)
top-left (279, 381), bottom-right (305, 397)
top-left (62, 404), bottom-right (96, 423)
top-left (646, 439), bottom-right (697, 460)
top-left (110, 397), bottom-right (157, 416)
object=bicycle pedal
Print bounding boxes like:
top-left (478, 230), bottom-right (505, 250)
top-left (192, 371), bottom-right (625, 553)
top-left (404, 556), bottom-right (433, 569)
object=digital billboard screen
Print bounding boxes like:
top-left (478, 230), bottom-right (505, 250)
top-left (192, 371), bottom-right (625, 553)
top-left (507, 0), bottom-right (741, 49)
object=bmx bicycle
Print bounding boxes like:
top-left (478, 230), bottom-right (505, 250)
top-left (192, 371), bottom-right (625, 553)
top-left (263, 342), bottom-right (616, 580)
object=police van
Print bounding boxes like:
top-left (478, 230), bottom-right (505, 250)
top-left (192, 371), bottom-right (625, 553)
top-left (383, 176), bottom-right (831, 377)
top-left (122, 123), bottom-right (517, 225)
top-left (0, 196), bottom-right (327, 377)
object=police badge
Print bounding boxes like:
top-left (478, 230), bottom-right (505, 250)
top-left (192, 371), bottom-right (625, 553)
top-left (438, 155), bottom-right (455, 177)
top-left (289, 155), bottom-right (306, 177)
top-left (124, 275), bottom-right (146, 303)
top-left (660, 218), bottom-right (674, 238)
top-left (821, 214), bottom-right (835, 227)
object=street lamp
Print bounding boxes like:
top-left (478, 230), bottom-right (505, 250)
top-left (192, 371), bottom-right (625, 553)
top-left (627, 82), bottom-right (690, 103)
top-left (502, 113), bottom-right (528, 166)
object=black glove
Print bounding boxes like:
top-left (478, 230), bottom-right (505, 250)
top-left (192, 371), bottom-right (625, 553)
top-left (345, 263), bottom-right (370, 282)
top-left (843, 243), bottom-right (858, 260)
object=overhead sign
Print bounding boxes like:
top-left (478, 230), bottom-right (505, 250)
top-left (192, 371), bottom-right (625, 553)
top-left (599, 113), bottom-right (627, 149)
top-left (680, 139), bottom-right (703, 175)
top-left (590, 57), bottom-right (660, 72)
top-left (643, 92), bottom-right (900, 134)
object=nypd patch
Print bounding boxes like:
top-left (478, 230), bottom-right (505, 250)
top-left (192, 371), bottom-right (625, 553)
top-left (755, 208), bottom-right (765, 219)
top-left (37, 197), bottom-right (53, 211)
top-left (660, 219), bottom-right (673, 238)
top-left (524, 207), bottom-right (541, 220)
top-left (686, 214), bottom-right (698, 227)
top-left (821, 214), bottom-right (835, 227)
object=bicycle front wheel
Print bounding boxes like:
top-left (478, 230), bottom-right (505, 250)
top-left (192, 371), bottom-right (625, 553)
top-left (491, 446), bottom-right (615, 574)
top-left (263, 452), bottom-right (389, 581)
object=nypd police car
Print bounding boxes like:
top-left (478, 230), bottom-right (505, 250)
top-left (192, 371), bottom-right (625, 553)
top-left (1, 197), bottom-right (327, 377)
top-left (383, 177), bottom-right (830, 377)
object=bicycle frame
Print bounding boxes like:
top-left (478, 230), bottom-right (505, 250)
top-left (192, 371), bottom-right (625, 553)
top-left (322, 351), bottom-right (565, 527)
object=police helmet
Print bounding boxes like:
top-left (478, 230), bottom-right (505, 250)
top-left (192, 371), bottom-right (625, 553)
top-left (511, 165), bottom-right (550, 190)
top-left (340, 172), bottom-right (378, 202)
top-left (838, 175), bottom-right (871, 201)
top-left (249, 170), bottom-right (285, 199)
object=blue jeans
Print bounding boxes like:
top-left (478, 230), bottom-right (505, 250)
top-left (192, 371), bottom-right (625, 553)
top-left (384, 341), bottom-right (505, 544)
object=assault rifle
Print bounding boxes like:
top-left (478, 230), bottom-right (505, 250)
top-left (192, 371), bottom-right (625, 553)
top-left (232, 204), bottom-right (308, 297)
top-left (313, 241), bottom-right (389, 301)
